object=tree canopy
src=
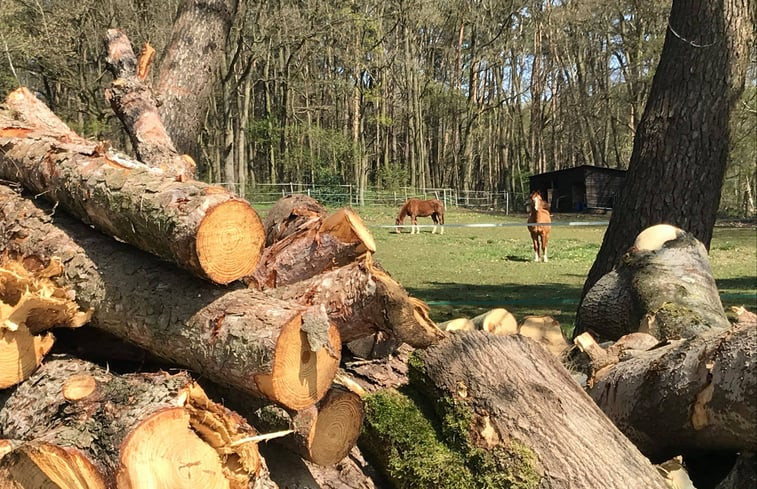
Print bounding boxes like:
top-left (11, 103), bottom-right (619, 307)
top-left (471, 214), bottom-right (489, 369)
top-left (1, 0), bottom-right (754, 214)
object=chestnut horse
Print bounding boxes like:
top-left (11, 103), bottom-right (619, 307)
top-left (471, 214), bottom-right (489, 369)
top-left (527, 190), bottom-right (551, 262)
top-left (395, 198), bottom-right (445, 234)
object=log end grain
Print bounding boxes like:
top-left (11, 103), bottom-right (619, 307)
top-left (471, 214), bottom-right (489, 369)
top-left (0, 328), bottom-right (54, 389)
top-left (196, 199), bottom-right (265, 284)
top-left (255, 314), bottom-right (342, 411)
top-left (633, 224), bottom-right (683, 251)
top-left (307, 388), bottom-right (365, 466)
top-left (62, 374), bottom-right (98, 401)
top-left (116, 408), bottom-right (234, 489)
top-left (0, 442), bottom-right (107, 489)
top-left (319, 208), bottom-right (376, 253)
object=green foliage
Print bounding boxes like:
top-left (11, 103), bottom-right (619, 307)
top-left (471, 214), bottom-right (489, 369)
top-left (376, 162), bottom-right (409, 190)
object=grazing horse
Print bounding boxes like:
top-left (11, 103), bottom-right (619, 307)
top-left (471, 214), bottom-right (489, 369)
top-left (527, 190), bottom-right (551, 262)
top-left (395, 198), bottom-right (445, 234)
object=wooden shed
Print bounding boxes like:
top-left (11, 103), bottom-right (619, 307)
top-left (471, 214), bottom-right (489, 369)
top-left (529, 165), bottom-right (626, 212)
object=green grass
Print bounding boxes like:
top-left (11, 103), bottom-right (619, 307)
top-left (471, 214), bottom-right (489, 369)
top-left (349, 206), bottom-right (757, 333)
top-left (248, 202), bottom-right (756, 332)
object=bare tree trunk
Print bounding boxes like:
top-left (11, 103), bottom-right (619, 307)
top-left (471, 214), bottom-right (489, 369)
top-left (580, 0), bottom-right (754, 307)
top-left (156, 0), bottom-right (240, 160)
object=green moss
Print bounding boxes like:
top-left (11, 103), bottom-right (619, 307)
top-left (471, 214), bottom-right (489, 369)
top-left (652, 301), bottom-right (704, 339)
top-left (361, 390), bottom-right (476, 489)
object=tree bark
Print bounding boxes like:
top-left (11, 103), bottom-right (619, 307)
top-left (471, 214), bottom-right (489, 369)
top-left (0, 88), bottom-right (264, 284)
top-left (0, 185), bottom-right (340, 410)
top-left (156, 0), bottom-right (240, 160)
top-left (404, 331), bottom-right (668, 489)
top-left (267, 258), bottom-right (443, 348)
top-left (578, 225), bottom-right (730, 340)
top-left (586, 323), bottom-right (757, 461)
top-left (263, 194), bottom-right (327, 247)
top-left (580, 0), bottom-right (754, 305)
top-left (715, 452), bottom-right (757, 489)
top-left (0, 357), bottom-right (261, 489)
top-left (248, 208), bottom-right (376, 290)
top-left (103, 29), bottom-right (193, 179)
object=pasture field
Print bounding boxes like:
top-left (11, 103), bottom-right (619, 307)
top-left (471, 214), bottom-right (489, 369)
top-left (351, 205), bottom-right (757, 335)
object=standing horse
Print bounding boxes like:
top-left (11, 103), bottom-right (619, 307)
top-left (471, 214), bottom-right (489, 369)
top-left (527, 190), bottom-right (551, 262)
top-left (395, 198), bottom-right (445, 234)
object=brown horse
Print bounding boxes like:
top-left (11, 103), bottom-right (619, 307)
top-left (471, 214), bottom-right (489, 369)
top-left (395, 198), bottom-right (445, 234)
top-left (527, 190), bottom-right (551, 262)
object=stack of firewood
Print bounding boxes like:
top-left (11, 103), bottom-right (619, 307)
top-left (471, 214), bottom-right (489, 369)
top-left (0, 74), bottom-right (444, 487)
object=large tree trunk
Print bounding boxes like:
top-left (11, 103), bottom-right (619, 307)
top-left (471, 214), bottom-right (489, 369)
top-left (363, 331), bottom-right (668, 489)
top-left (156, 0), bottom-right (240, 160)
top-left (0, 357), bottom-right (261, 489)
top-left (580, 0), bottom-right (754, 308)
top-left (268, 258), bottom-right (443, 348)
top-left (0, 88), bottom-right (264, 284)
top-left (0, 185), bottom-right (340, 410)
top-left (578, 225), bottom-right (730, 340)
top-left (584, 323), bottom-right (757, 461)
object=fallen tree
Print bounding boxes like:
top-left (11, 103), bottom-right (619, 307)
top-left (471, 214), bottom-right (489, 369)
top-left (0, 88), bottom-right (263, 284)
top-left (360, 332), bottom-right (668, 489)
top-left (0, 185), bottom-right (340, 410)
top-left (577, 224), bottom-right (730, 341)
top-left (0, 357), bottom-right (261, 489)
top-left (581, 323), bottom-right (757, 460)
top-left (267, 258), bottom-right (443, 348)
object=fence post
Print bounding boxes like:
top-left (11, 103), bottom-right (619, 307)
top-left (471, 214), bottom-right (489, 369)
top-left (349, 184), bottom-right (353, 206)
top-left (505, 191), bottom-right (510, 215)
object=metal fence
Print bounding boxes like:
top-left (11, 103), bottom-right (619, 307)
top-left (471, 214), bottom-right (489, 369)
top-left (229, 182), bottom-right (529, 214)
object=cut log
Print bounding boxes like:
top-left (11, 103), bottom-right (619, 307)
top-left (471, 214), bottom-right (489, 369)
top-left (103, 29), bottom-right (192, 178)
top-left (0, 357), bottom-right (261, 489)
top-left (339, 344), bottom-right (413, 395)
top-left (248, 208), bottom-right (376, 289)
top-left (0, 185), bottom-right (340, 410)
top-left (471, 308), bottom-right (518, 335)
top-left (377, 331), bottom-right (669, 489)
top-left (0, 261), bottom-right (91, 388)
top-left (517, 315), bottom-right (569, 357)
top-left (263, 194), bottom-right (327, 246)
top-left (438, 317), bottom-right (475, 332)
top-left (267, 258), bottom-right (443, 348)
top-left (0, 88), bottom-right (263, 284)
top-left (218, 385), bottom-right (364, 466)
top-left (587, 322), bottom-right (757, 460)
top-left (578, 224), bottom-right (730, 341)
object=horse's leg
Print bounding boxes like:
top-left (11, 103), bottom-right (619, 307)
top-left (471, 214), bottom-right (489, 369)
top-left (431, 214), bottom-right (438, 234)
top-left (542, 231), bottom-right (549, 262)
top-left (412, 216), bottom-right (418, 234)
top-left (531, 234), bottom-right (540, 262)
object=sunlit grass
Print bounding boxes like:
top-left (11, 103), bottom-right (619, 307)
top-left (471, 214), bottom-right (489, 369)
top-left (251, 202), bottom-right (756, 333)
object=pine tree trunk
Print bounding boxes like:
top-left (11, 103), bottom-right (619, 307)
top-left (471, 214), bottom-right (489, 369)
top-left (0, 357), bottom-right (261, 489)
top-left (0, 89), bottom-right (264, 284)
top-left (0, 185), bottom-right (340, 410)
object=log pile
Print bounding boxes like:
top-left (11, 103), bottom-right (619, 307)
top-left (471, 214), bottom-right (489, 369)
top-left (0, 49), bottom-right (442, 485)
top-left (0, 29), bottom-right (752, 488)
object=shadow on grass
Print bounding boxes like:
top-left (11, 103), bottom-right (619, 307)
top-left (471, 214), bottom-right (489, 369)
top-left (716, 276), bottom-right (757, 294)
top-left (406, 281), bottom-right (583, 328)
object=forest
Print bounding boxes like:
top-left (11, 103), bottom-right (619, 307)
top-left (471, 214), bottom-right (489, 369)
top-left (1, 0), bottom-right (755, 214)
